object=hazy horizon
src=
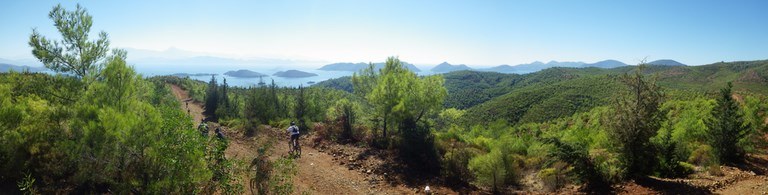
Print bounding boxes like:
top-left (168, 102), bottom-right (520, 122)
top-left (2, 0), bottom-right (768, 68)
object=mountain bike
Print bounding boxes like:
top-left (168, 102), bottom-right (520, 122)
top-left (289, 135), bottom-right (301, 158)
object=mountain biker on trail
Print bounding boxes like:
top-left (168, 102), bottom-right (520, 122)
top-left (287, 121), bottom-right (300, 153)
top-left (198, 118), bottom-right (208, 136)
top-left (215, 127), bottom-right (225, 140)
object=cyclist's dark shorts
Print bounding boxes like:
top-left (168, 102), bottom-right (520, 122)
top-left (290, 134), bottom-right (299, 140)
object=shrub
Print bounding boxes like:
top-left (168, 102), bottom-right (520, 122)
top-left (398, 118), bottom-right (440, 174)
top-left (545, 138), bottom-right (608, 189)
top-left (440, 146), bottom-right (475, 186)
top-left (539, 162), bottom-right (569, 192)
top-left (654, 127), bottom-right (689, 178)
top-left (591, 149), bottom-right (624, 183)
top-left (707, 164), bottom-right (724, 176)
top-left (678, 162), bottom-right (696, 176)
top-left (469, 149), bottom-right (507, 193)
top-left (268, 157), bottom-right (297, 194)
top-left (687, 144), bottom-right (715, 166)
top-left (312, 122), bottom-right (335, 145)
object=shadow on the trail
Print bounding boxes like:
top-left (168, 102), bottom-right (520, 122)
top-left (634, 176), bottom-right (711, 195)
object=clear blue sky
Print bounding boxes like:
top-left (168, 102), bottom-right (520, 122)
top-left (1, 0), bottom-right (767, 66)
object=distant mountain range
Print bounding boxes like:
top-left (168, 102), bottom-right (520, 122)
top-left (318, 62), bottom-right (422, 72)
top-left (648, 59), bottom-right (686, 66)
top-left (431, 62), bottom-right (472, 72)
top-left (318, 59), bottom-right (686, 74)
top-left (587, 60), bottom-right (629, 68)
top-left (0, 58), bottom-right (44, 67)
top-left (0, 58), bottom-right (46, 73)
top-left (434, 59), bottom-right (684, 74)
top-left (0, 63), bottom-right (46, 72)
top-left (481, 60), bottom-right (629, 74)
top-left (224, 69), bottom-right (267, 78)
top-left (273, 70), bottom-right (318, 78)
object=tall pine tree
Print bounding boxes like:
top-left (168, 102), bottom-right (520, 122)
top-left (295, 85), bottom-right (308, 132)
top-left (705, 82), bottom-right (751, 164)
top-left (204, 75), bottom-right (219, 119)
top-left (606, 64), bottom-right (665, 178)
top-left (215, 78), bottom-right (232, 118)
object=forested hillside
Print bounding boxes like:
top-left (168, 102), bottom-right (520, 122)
top-left (312, 60), bottom-right (768, 193)
top-left (318, 61), bottom-right (767, 129)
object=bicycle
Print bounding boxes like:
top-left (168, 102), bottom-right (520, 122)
top-left (289, 135), bottom-right (301, 158)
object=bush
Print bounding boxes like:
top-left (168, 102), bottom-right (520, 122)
top-left (707, 164), bottom-right (724, 176)
top-left (591, 149), bottom-right (624, 183)
top-left (654, 127), bottom-right (689, 178)
top-left (398, 118), bottom-right (440, 175)
top-left (678, 162), bottom-right (696, 176)
top-left (268, 157), bottom-right (297, 194)
top-left (244, 118), bottom-right (261, 137)
top-left (440, 144), bottom-right (475, 186)
top-left (687, 144), bottom-right (715, 166)
top-left (311, 122), bottom-right (336, 145)
top-left (539, 162), bottom-right (569, 192)
top-left (469, 149), bottom-right (507, 193)
top-left (204, 138), bottom-right (243, 194)
top-left (545, 138), bottom-right (608, 189)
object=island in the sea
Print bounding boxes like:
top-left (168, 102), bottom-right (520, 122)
top-left (223, 69), bottom-right (268, 78)
top-left (273, 70), bottom-right (318, 78)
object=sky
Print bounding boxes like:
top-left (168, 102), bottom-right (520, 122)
top-left (1, 0), bottom-right (767, 67)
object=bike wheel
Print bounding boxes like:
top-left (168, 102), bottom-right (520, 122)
top-left (296, 144), bottom-right (301, 157)
top-left (249, 162), bottom-right (259, 195)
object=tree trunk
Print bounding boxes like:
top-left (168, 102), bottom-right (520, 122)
top-left (383, 115), bottom-right (388, 139)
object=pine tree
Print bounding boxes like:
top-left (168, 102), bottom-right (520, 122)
top-left (295, 85), bottom-right (308, 132)
top-left (29, 4), bottom-right (110, 88)
top-left (216, 78), bottom-right (231, 118)
top-left (705, 82), bottom-right (751, 164)
top-left (606, 64), bottom-right (665, 178)
top-left (204, 75), bottom-right (219, 118)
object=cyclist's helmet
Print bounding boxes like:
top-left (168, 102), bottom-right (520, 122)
top-left (290, 121), bottom-right (296, 126)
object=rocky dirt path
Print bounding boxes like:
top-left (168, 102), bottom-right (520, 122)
top-left (713, 152), bottom-right (768, 195)
top-left (169, 84), bottom-right (426, 195)
top-left (170, 84), bottom-right (204, 123)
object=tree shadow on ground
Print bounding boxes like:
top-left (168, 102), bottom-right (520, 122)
top-left (728, 154), bottom-right (768, 176)
top-left (634, 176), bottom-right (711, 195)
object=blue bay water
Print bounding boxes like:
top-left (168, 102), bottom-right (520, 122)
top-left (137, 66), bottom-right (438, 88)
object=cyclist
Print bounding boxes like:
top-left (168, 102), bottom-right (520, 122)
top-left (215, 127), bottom-right (225, 140)
top-left (198, 119), bottom-right (208, 136)
top-left (287, 122), bottom-right (300, 153)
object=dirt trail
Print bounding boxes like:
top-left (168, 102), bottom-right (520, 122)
top-left (169, 84), bottom-right (421, 195)
top-left (713, 152), bottom-right (768, 194)
top-left (170, 84), bottom-right (204, 123)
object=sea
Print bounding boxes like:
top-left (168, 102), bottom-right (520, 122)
top-left (136, 66), bottom-right (439, 88)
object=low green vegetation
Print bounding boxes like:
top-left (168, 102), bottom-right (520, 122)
top-left (3, 3), bottom-right (768, 194)
top-left (0, 5), bottom-right (243, 193)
